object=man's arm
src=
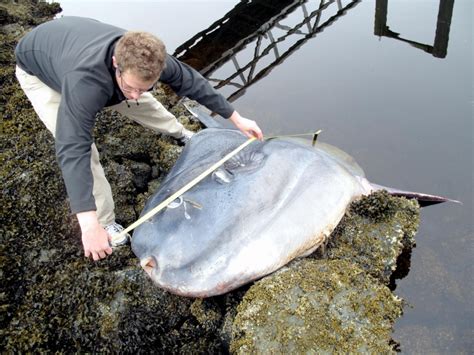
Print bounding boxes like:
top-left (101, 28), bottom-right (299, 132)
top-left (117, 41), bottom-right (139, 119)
top-left (160, 55), bottom-right (263, 139)
top-left (56, 74), bottom-right (113, 260)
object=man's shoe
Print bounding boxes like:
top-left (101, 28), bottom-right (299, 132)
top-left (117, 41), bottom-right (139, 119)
top-left (178, 128), bottom-right (195, 145)
top-left (104, 222), bottom-right (130, 247)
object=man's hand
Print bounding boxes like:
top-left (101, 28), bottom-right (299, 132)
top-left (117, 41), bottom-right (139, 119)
top-left (229, 111), bottom-right (264, 140)
top-left (77, 211), bottom-right (113, 261)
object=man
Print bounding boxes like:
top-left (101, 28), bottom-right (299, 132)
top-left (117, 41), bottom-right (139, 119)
top-left (15, 16), bottom-right (263, 261)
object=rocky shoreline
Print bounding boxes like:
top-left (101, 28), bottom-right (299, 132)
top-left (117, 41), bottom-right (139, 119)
top-left (1, 2), bottom-right (419, 352)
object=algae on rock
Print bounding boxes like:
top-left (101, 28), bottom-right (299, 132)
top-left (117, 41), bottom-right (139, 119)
top-left (231, 259), bottom-right (403, 354)
top-left (327, 190), bottom-right (420, 284)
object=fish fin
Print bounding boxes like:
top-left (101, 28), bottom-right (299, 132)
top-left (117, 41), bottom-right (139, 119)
top-left (183, 101), bottom-right (225, 129)
top-left (224, 150), bottom-right (265, 174)
top-left (370, 183), bottom-right (461, 207)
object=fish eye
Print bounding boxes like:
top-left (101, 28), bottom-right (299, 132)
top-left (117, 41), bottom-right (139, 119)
top-left (212, 168), bottom-right (233, 184)
top-left (167, 196), bottom-right (184, 209)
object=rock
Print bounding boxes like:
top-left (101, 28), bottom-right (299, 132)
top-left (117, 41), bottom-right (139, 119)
top-left (327, 191), bottom-right (420, 284)
top-left (0, 7), bottom-right (9, 26)
top-left (231, 259), bottom-right (402, 354)
top-left (190, 298), bottom-right (223, 331)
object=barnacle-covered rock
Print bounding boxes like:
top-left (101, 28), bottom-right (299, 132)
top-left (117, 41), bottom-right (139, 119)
top-left (231, 259), bottom-right (403, 354)
top-left (326, 191), bottom-right (420, 284)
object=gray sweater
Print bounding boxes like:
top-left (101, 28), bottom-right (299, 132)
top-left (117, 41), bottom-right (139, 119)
top-left (15, 16), bottom-right (234, 214)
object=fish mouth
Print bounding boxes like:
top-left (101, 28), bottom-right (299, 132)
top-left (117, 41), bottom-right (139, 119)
top-left (138, 256), bottom-right (253, 297)
top-left (140, 256), bottom-right (157, 278)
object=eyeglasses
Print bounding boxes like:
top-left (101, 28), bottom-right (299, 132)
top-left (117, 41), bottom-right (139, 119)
top-left (116, 68), bottom-right (155, 95)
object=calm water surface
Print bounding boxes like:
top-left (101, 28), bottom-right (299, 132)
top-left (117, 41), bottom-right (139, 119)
top-left (59, 0), bottom-right (473, 352)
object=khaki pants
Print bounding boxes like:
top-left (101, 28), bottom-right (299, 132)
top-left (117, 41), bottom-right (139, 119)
top-left (15, 65), bottom-right (185, 226)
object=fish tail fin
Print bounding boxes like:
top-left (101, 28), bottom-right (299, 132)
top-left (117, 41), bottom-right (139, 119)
top-left (370, 183), bottom-right (461, 207)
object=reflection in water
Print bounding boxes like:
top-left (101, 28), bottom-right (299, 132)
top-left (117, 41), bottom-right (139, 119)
top-left (174, 0), bottom-right (361, 102)
top-left (374, 0), bottom-right (455, 58)
top-left (175, 0), bottom-right (455, 106)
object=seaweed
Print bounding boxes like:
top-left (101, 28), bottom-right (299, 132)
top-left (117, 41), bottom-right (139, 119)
top-left (231, 259), bottom-right (403, 354)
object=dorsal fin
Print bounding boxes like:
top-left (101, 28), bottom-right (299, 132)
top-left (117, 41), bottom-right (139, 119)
top-left (316, 142), bottom-right (365, 177)
top-left (280, 137), bottom-right (365, 177)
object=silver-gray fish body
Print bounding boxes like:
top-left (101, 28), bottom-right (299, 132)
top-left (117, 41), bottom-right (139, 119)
top-left (132, 128), bottom-right (372, 297)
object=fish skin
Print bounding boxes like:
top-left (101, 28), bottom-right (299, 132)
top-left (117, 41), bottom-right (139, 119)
top-left (131, 128), bottom-right (372, 297)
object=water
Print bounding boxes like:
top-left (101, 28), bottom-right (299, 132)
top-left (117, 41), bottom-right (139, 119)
top-left (58, 0), bottom-right (473, 352)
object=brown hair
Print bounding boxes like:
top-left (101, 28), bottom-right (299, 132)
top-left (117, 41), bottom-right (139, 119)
top-left (114, 31), bottom-right (166, 81)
